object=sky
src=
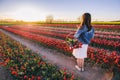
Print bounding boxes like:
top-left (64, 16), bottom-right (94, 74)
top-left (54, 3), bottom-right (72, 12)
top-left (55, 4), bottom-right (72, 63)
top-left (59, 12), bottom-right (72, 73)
top-left (0, 0), bottom-right (120, 21)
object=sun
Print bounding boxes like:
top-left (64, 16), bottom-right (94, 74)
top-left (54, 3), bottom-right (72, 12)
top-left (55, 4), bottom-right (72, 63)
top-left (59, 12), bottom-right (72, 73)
top-left (12, 5), bottom-right (47, 21)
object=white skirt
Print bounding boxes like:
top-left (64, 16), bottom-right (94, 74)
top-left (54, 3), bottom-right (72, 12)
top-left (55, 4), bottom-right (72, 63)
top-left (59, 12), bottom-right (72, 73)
top-left (72, 44), bottom-right (88, 58)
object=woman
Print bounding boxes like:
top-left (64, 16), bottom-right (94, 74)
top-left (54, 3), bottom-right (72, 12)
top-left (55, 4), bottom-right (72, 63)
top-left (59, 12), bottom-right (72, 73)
top-left (73, 13), bottom-right (94, 71)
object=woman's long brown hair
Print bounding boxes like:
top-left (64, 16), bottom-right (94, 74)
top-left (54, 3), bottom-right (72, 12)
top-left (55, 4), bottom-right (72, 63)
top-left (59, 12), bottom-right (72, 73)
top-left (80, 13), bottom-right (92, 31)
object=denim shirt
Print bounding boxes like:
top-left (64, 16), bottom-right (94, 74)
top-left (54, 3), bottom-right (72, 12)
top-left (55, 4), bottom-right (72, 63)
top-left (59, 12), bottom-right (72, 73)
top-left (74, 25), bottom-right (94, 44)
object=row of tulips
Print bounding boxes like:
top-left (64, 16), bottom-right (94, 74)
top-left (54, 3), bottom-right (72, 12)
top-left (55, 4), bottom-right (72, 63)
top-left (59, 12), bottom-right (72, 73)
top-left (0, 31), bottom-right (76, 80)
top-left (94, 34), bottom-right (120, 41)
top-left (0, 27), bottom-right (70, 53)
top-left (0, 28), bottom-right (119, 53)
top-left (34, 24), bottom-right (120, 29)
top-left (10, 25), bottom-right (120, 41)
top-left (87, 47), bottom-right (120, 70)
top-left (6, 26), bottom-right (120, 51)
top-left (95, 31), bottom-right (120, 36)
top-left (0, 26), bottom-right (117, 55)
top-left (0, 26), bottom-right (120, 71)
top-left (10, 25), bottom-right (120, 36)
top-left (31, 26), bottom-right (120, 37)
top-left (94, 25), bottom-right (120, 29)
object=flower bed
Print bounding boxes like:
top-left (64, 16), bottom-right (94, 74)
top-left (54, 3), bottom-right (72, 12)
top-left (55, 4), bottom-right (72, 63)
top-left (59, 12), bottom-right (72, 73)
top-left (2, 26), bottom-right (120, 52)
top-left (0, 31), bottom-right (76, 80)
top-left (1, 26), bottom-right (120, 72)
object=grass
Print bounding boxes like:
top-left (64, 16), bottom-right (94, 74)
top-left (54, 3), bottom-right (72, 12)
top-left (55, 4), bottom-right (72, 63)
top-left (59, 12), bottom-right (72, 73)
top-left (0, 21), bottom-right (30, 26)
top-left (0, 21), bottom-right (120, 25)
top-left (92, 21), bottom-right (120, 25)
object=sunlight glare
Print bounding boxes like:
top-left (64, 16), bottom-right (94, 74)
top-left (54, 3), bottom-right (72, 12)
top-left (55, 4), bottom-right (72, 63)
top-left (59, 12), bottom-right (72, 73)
top-left (12, 5), bottom-right (47, 21)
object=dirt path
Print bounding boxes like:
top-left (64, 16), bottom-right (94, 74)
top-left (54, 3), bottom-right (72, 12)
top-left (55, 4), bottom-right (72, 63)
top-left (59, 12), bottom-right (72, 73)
top-left (0, 29), bottom-right (113, 80)
top-left (0, 66), bottom-right (13, 80)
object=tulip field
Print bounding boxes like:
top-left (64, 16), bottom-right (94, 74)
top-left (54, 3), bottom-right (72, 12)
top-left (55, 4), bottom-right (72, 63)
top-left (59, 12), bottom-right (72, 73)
top-left (0, 24), bottom-right (120, 79)
top-left (0, 30), bottom-right (75, 80)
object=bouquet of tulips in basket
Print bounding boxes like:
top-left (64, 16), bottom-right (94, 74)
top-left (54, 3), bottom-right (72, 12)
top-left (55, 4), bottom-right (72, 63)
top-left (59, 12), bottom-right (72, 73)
top-left (65, 32), bottom-right (82, 50)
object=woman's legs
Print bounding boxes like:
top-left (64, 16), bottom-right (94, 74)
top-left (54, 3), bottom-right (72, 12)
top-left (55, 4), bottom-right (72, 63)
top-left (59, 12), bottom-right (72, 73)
top-left (75, 58), bottom-right (81, 71)
top-left (77, 58), bottom-right (82, 68)
top-left (81, 58), bottom-right (85, 71)
top-left (76, 58), bottom-right (85, 71)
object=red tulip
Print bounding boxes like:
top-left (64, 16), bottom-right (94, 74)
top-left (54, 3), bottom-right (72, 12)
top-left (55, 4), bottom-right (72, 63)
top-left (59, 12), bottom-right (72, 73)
top-left (63, 76), bottom-right (67, 80)
top-left (37, 76), bottom-right (41, 80)
top-left (31, 76), bottom-right (35, 79)
top-left (24, 75), bottom-right (28, 79)
top-left (11, 71), bottom-right (18, 76)
top-left (71, 75), bottom-right (75, 79)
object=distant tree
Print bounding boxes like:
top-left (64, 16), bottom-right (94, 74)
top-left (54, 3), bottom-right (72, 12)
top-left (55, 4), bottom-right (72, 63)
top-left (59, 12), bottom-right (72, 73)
top-left (46, 15), bottom-right (54, 23)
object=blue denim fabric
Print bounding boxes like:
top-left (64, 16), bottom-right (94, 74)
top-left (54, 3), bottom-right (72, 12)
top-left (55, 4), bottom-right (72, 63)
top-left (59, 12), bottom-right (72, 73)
top-left (74, 25), bottom-right (94, 44)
